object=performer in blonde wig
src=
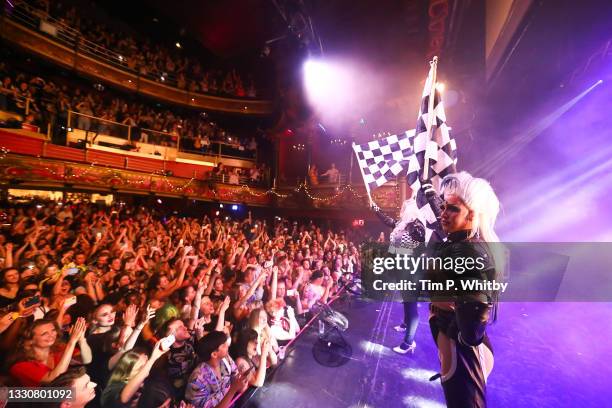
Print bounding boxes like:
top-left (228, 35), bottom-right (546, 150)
top-left (427, 171), bottom-right (502, 408)
top-left (372, 197), bottom-right (425, 354)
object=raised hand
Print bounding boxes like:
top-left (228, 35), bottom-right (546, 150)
top-left (140, 304), bottom-right (156, 325)
top-left (194, 317), bottom-right (207, 333)
top-left (220, 296), bottom-right (231, 312)
top-left (123, 304), bottom-right (138, 328)
top-left (0, 312), bottom-right (18, 333)
top-left (68, 317), bottom-right (87, 344)
top-left (230, 371), bottom-right (249, 394)
top-left (152, 338), bottom-right (172, 359)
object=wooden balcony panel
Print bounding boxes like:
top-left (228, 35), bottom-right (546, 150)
top-left (86, 150), bottom-right (125, 168)
top-left (0, 132), bottom-right (45, 156)
top-left (43, 143), bottom-right (86, 162)
top-left (125, 156), bottom-right (164, 174)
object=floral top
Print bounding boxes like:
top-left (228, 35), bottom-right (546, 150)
top-left (185, 357), bottom-right (237, 408)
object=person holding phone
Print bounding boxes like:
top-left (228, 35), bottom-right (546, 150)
top-left (234, 329), bottom-right (271, 387)
top-left (186, 331), bottom-right (248, 408)
top-left (101, 338), bottom-right (171, 408)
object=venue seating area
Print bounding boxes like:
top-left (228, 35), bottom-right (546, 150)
top-left (8, 0), bottom-right (262, 98)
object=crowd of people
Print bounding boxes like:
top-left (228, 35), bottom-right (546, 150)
top-left (0, 59), bottom-right (257, 158)
top-left (208, 162), bottom-right (269, 185)
top-left (12, 0), bottom-right (259, 98)
top-left (308, 163), bottom-right (342, 186)
top-left (0, 200), bottom-right (361, 407)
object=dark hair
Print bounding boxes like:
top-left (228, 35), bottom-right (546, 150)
top-left (196, 331), bottom-right (228, 362)
top-left (0, 267), bottom-right (18, 287)
top-left (234, 329), bottom-right (258, 360)
top-left (48, 366), bottom-right (87, 388)
top-left (310, 270), bottom-right (324, 281)
top-left (42, 367), bottom-right (89, 408)
top-left (156, 317), bottom-right (180, 338)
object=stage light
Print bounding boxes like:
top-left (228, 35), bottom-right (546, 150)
top-left (401, 368), bottom-right (440, 386)
top-left (118, 55), bottom-right (123, 61)
top-left (231, 204), bottom-right (238, 211)
top-left (219, 203), bottom-right (224, 208)
top-left (175, 42), bottom-right (181, 48)
top-left (303, 59), bottom-right (355, 120)
top-left (436, 82), bottom-right (445, 92)
top-left (215, 211), bottom-right (220, 216)
top-left (156, 198), bottom-right (162, 204)
top-left (402, 395), bottom-right (446, 408)
top-left (359, 340), bottom-right (390, 355)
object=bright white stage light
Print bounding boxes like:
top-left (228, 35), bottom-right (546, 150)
top-left (435, 82), bottom-right (445, 92)
top-left (359, 340), bottom-right (390, 355)
top-left (401, 367), bottom-right (440, 386)
top-left (303, 60), bottom-right (336, 101)
top-left (302, 59), bottom-right (356, 119)
top-left (402, 395), bottom-right (446, 408)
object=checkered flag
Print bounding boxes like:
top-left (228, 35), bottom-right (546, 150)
top-left (407, 56), bottom-right (458, 240)
top-left (352, 130), bottom-right (417, 197)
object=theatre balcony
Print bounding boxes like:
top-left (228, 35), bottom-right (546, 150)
top-left (0, 3), bottom-right (274, 115)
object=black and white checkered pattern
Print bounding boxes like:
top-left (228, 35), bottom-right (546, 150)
top-left (352, 130), bottom-right (417, 192)
top-left (407, 59), bottom-right (458, 241)
top-left (353, 58), bottom-right (457, 242)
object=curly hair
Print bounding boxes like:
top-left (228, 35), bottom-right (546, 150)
top-left (8, 319), bottom-right (64, 366)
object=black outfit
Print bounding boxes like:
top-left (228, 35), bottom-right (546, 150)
top-left (372, 205), bottom-right (425, 346)
top-left (427, 230), bottom-right (497, 408)
top-left (86, 331), bottom-right (115, 408)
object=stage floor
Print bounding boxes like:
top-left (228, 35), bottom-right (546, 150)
top-left (237, 295), bottom-right (612, 408)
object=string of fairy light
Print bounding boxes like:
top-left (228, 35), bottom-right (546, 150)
top-left (2, 147), bottom-right (391, 205)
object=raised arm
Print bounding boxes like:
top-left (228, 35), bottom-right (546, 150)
top-left (371, 203), bottom-right (397, 228)
top-left (119, 340), bottom-right (168, 404)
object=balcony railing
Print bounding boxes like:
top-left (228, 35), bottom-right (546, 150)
top-left (65, 110), bottom-right (255, 163)
top-left (1, 1), bottom-right (273, 114)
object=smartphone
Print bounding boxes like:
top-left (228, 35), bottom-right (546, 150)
top-left (96, 232), bottom-right (102, 239)
top-left (286, 289), bottom-right (296, 296)
top-left (66, 267), bottom-right (80, 276)
top-left (161, 334), bottom-right (176, 350)
top-left (24, 295), bottom-right (41, 308)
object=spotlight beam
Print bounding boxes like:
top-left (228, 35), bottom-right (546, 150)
top-left (475, 80), bottom-right (604, 178)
